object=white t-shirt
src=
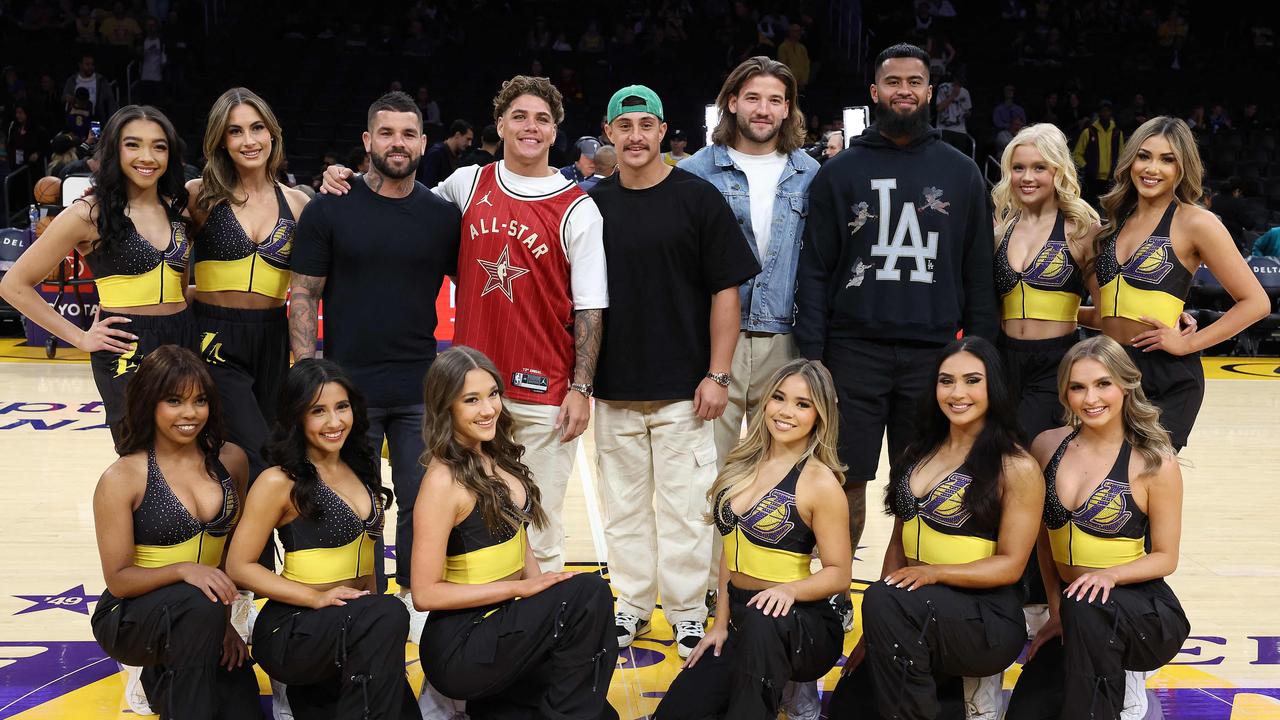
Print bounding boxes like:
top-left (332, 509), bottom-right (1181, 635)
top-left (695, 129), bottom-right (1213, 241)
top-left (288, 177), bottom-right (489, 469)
top-left (936, 83), bottom-right (972, 134)
top-left (727, 147), bottom-right (787, 258)
top-left (75, 74), bottom-right (97, 108)
top-left (434, 161), bottom-right (609, 310)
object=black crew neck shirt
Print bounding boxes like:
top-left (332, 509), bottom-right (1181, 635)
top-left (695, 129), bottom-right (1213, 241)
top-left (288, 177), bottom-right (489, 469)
top-left (291, 179), bottom-right (460, 407)
top-left (589, 168), bottom-right (760, 401)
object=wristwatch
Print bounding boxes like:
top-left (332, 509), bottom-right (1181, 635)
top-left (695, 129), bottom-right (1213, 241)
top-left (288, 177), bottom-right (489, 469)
top-left (569, 382), bottom-right (594, 398)
top-left (705, 372), bottom-right (731, 388)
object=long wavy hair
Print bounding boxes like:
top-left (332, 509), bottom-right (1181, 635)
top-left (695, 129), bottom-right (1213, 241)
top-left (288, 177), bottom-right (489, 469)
top-left (117, 345), bottom-right (225, 476)
top-left (88, 105), bottom-right (188, 254)
top-left (196, 87), bottom-right (285, 214)
top-left (992, 123), bottom-right (1099, 247)
top-left (422, 346), bottom-right (546, 534)
top-left (712, 56), bottom-right (807, 154)
top-left (1098, 116), bottom-right (1203, 245)
top-left (264, 359), bottom-right (390, 521)
top-left (707, 359), bottom-right (845, 522)
top-left (1057, 335), bottom-right (1175, 476)
top-left (887, 337), bottom-right (1027, 533)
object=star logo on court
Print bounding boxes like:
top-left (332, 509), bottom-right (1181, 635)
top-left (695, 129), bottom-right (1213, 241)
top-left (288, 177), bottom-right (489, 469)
top-left (12, 585), bottom-right (98, 615)
top-left (477, 245), bottom-right (530, 302)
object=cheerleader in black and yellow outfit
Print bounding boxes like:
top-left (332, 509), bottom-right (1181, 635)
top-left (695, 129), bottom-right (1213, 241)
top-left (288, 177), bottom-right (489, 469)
top-left (1006, 336), bottom-right (1189, 720)
top-left (226, 359), bottom-right (418, 719)
top-left (827, 338), bottom-right (1045, 720)
top-left (89, 345), bottom-right (262, 719)
top-left (0, 106), bottom-right (195, 444)
top-left (1081, 116), bottom-right (1266, 450)
top-left (412, 346), bottom-right (619, 719)
top-left (990, 123), bottom-right (1100, 442)
top-left (187, 88), bottom-right (309, 495)
top-left (655, 359), bottom-right (849, 720)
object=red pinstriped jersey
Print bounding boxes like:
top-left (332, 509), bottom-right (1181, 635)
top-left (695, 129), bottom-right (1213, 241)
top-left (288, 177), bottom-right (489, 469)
top-left (455, 162), bottom-right (586, 405)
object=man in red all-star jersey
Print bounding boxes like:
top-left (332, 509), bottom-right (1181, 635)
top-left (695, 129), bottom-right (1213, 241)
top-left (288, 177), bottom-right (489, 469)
top-left (322, 77), bottom-right (607, 591)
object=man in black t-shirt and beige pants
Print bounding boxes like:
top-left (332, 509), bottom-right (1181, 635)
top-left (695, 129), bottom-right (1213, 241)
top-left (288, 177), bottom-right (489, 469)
top-left (289, 92), bottom-right (461, 643)
top-left (589, 85), bottom-right (760, 660)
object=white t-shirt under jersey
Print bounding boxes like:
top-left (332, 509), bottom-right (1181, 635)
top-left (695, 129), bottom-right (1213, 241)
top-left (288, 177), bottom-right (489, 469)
top-left (727, 147), bottom-right (787, 258)
top-left (433, 161), bottom-right (609, 310)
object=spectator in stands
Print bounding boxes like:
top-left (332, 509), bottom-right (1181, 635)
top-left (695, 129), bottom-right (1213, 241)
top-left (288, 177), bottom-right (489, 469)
top-left (1253, 226), bottom-right (1280, 257)
top-left (662, 129), bottom-right (690, 166)
top-left (2, 65), bottom-right (27, 116)
top-left (578, 145), bottom-right (616, 192)
top-left (458, 123), bottom-right (501, 168)
top-left (935, 73), bottom-right (972, 136)
top-left (31, 74), bottom-right (62, 131)
top-left (778, 23), bottom-right (811, 88)
top-left (6, 105), bottom-right (46, 172)
top-left (560, 136), bottom-right (599, 184)
top-left (66, 87), bottom-right (93, 141)
top-left (135, 16), bottom-right (167, 106)
top-left (47, 132), bottom-right (79, 177)
top-left (1208, 104), bottom-right (1232, 134)
top-left (1062, 91), bottom-right (1088, 133)
top-left (993, 84), bottom-right (1027, 132)
top-left (1186, 104), bottom-right (1207, 134)
top-left (925, 33), bottom-right (957, 77)
top-left (994, 113), bottom-right (1025, 157)
top-left (100, 2), bottom-right (142, 47)
top-left (1038, 91), bottom-right (1060, 126)
top-left (415, 85), bottom-right (442, 127)
top-left (1073, 100), bottom-right (1124, 205)
top-left (419, 119), bottom-right (473, 187)
top-left (1238, 102), bottom-right (1262, 133)
top-left (1206, 177), bottom-right (1255, 256)
top-left (823, 130), bottom-right (844, 160)
top-left (1157, 7), bottom-right (1189, 69)
top-left (346, 146), bottom-right (369, 175)
top-left (62, 54), bottom-right (118, 122)
top-left (74, 4), bottom-right (97, 43)
top-left (1118, 93), bottom-right (1151, 134)
top-left (403, 19), bottom-right (432, 57)
top-left (580, 20), bottom-right (606, 54)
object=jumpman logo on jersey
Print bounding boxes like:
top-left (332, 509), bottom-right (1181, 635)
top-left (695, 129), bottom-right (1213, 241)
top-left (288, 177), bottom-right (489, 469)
top-left (475, 191), bottom-right (494, 208)
top-left (477, 245), bottom-right (530, 302)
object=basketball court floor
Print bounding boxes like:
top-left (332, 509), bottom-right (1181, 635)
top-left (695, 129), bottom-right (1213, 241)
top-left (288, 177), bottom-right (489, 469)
top-left (0, 343), bottom-right (1276, 719)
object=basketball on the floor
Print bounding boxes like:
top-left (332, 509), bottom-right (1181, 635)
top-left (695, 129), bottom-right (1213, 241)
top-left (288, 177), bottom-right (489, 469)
top-left (34, 175), bottom-right (62, 205)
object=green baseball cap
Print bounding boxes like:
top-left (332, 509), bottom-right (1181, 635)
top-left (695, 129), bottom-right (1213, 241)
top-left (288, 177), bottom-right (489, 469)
top-left (606, 85), bottom-right (665, 123)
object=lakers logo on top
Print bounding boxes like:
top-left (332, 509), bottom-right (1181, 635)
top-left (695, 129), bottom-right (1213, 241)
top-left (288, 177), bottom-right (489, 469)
top-left (1123, 236), bottom-right (1175, 284)
top-left (1074, 479), bottom-right (1134, 535)
top-left (741, 489), bottom-right (797, 544)
top-left (1025, 239), bottom-right (1075, 288)
top-left (919, 473), bottom-right (974, 529)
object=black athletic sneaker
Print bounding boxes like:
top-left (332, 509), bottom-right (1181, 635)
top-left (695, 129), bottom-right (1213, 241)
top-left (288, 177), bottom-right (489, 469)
top-left (830, 593), bottom-right (855, 633)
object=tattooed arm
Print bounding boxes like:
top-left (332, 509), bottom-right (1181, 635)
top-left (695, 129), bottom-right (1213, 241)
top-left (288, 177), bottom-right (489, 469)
top-left (288, 273), bottom-right (326, 361)
top-left (556, 308), bottom-right (602, 443)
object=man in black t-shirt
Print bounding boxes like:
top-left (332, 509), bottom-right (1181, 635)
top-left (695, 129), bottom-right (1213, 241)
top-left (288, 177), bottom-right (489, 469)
top-left (589, 85), bottom-right (760, 659)
top-left (290, 92), bottom-right (460, 634)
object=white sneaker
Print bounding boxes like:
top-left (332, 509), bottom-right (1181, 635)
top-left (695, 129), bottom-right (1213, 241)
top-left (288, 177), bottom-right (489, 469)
top-left (673, 620), bottom-right (705, 659)
top-left (615, 611), bottom-right (650, 649)
top-left (781, 680), bottom-right (821, 720)
top-left (120, 663), bottom-right (154, 715)
top-left (963, 673), bottom-right (1002, 720)
top-left (1120, 669), bottom-right (1154, 720)
top-left (230, 591), bottom-right (256, 643)
top-left (400, 591), bottom-right (429, 644)
top-left (1023, 604), bottom-right (1050, 640)
top-left (419, 675), bottom-right (469, 719)
top-left (271, 678), bottom-right (294, 720)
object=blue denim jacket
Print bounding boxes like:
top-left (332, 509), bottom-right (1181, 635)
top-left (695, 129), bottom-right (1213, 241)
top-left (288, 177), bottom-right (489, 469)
top-left (680, 144), bottom-right (819, 333)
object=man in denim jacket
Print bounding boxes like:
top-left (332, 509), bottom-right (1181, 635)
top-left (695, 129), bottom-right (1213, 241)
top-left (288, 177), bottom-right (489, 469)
top-left (679, 55), bottom-right (826, 719)
top-left (681, 55), bottom-right (819, 495)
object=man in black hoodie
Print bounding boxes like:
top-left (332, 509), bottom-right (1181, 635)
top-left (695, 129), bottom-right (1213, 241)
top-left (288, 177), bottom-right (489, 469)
top-left (794, 42), bottom-right (998, 558)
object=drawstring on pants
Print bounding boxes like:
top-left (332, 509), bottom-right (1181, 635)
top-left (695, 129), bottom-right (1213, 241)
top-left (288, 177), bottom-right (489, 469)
top-left (334, 614), bottom-right (373, 719)
top-left (888, 599), bottom-right (938, 718)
